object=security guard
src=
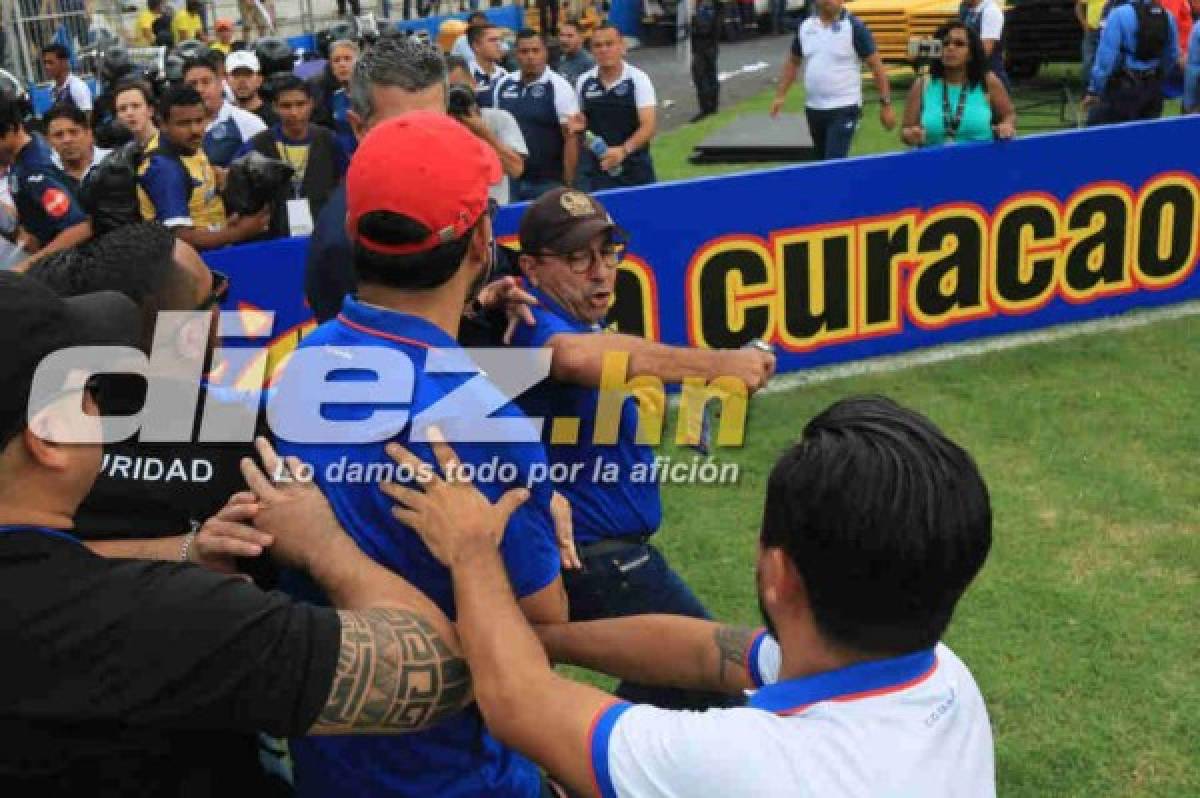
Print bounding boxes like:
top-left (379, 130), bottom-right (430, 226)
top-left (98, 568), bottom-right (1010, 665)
top-left (493, 30), bottom-right (581, 201)
top-left (690, 0), bottom-right (724, 122)
top-left (575, 24), bottom-right (659, 190)
top-left (1084, 0), bottom-right (1180, 124)
top-left (137, 85), bottom-right (268, 251)
top-left (0, 93), bottom-right (90, 263)
top-left (510, 187), bottom-right (776, 709)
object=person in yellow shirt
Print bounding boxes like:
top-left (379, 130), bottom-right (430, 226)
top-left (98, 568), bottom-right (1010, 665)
top-left (1076, 0), bottom-right (1107, 81)
top-left (211, 18), bottom-right (236, 54)
top-left (137, 85), bottom-right (268, 251)
top-left (134, 0), bottom-right (165, 46)
top-left (172, 1), bottom-right (208, 43)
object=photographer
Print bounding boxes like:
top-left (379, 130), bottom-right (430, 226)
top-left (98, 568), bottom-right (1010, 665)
top-left (241, 74), bottom-right (346, 238)
top-left (447, 56), bottom-right (527, 206)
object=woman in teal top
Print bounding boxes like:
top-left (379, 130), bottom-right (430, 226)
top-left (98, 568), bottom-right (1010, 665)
top-left (901, 21), bottom-right (1016, 147)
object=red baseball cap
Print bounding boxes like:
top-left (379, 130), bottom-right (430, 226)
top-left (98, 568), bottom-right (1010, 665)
top-left (346, 111), bottom-right (502, 256)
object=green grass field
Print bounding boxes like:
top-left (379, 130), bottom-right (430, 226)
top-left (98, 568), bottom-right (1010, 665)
top-left (568, 74), bottom-right (1200, 795)
top-left (635, 314), bottom-right (1200, 796)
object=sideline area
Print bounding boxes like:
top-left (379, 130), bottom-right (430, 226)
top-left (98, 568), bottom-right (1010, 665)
top-left (652, 309), bottom-right (1200, 795)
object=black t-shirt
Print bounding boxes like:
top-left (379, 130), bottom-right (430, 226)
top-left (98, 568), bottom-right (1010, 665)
top-left (75, 386), bottom-right (258, 541)
top-left (0, 528), bottom-right (341, 795)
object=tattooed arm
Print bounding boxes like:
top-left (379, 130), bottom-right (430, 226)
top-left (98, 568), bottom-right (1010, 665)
top-left (309, 608), bottom-right (471, 734)
top-left (239, 439), bottom-right (472, 734)
top-left (535, 616), bottom-right (766, 694)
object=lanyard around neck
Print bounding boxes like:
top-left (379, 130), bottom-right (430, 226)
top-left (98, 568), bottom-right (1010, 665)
top-left (941, 80), bottom-right (970, 141)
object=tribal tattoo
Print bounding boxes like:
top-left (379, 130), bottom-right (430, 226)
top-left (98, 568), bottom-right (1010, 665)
top-left (314, 608), bottom-right (471, 734)
top-left (713, 624), bottom-right (758, 689)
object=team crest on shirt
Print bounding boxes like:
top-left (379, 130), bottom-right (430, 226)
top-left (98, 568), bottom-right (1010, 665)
top-left (42, 187), bottom-right (70, 218)
top-left (531, 83), bottom-right (546, 98)
top-left (614, 82), bottom-right (630, 96)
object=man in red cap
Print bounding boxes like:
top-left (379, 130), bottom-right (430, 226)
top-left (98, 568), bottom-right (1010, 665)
top-left (274, 111), bottom-right (568, 798)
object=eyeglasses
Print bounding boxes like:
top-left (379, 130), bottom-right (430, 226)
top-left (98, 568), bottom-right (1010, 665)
top-left (196, 270), bottom-right (230, 311)
top-left (536, 245), bottom-right (625, 274)
top-left (943, 38), bottom-right (969, 48)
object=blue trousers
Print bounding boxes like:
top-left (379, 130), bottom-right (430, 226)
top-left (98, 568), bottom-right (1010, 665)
top-left (805, 105), bottom-right (861, 160)
top-left (1081, 28), bottom-right (1100, 88)
top-left (563, 542), bottom-right (740, 710)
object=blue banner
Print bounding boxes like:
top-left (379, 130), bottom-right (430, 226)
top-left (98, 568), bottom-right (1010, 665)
top-left (206, 116), bottom-right (1200, 378)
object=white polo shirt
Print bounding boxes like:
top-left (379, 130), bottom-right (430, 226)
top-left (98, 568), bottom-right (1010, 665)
top-left (588, 636), bottom-right (996, 797)
top-left (794, 11), bottom-right (878, 110)
top-left (51, 74), bottom-right (93, 112)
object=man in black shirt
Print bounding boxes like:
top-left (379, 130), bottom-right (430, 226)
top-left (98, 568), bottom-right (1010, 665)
top-left (0, 276), bottom-right (473, 795)
top-left (26, 224), bottom-right (254, 560)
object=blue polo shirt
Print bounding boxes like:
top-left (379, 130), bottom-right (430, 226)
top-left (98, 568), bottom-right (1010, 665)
top-left (8, 133), bottom-right (87, 246)
top-left (510, 287), bottom-right (661, 545)
top-left (493, 68), bottom-right (579, 182)
top-left (275, 298), bottom-right (560, 798)
top-left (1088, 0), bottom-right (1180, 95)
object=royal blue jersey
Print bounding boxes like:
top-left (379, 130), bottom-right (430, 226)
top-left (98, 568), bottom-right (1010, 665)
top-left (493, 68), bottom-right (579, 182)
top-left (510, 287), bottom-right (662, 544)
top-left (8, 134), bottom-right (87, 246)
top-left (275, 298), bottom-right (559, 798)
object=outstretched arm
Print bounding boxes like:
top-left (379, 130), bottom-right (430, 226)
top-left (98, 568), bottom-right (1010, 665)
top-left (537, 615), bottom-right (767, 694)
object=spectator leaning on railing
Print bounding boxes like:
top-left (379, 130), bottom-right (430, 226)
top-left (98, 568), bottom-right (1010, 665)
top-left (900, 22), bottom-right (1016, 147)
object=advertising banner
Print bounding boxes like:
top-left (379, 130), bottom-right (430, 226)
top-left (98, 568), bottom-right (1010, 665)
top-left (206, 116), bottom-right (1200, 378)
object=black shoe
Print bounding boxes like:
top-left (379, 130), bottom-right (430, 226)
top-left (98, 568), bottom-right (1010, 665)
top-left (689, 111), bottom-right (713, 123)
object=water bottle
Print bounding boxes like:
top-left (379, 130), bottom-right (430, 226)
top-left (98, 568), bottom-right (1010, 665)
top-left (687, 339), bottom-right (775, 455)
top-left (585, 131), bottom-right (623, 177)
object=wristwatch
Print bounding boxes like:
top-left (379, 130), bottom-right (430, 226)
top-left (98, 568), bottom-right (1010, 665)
top-left (880, 97), bottom-right (893, 106)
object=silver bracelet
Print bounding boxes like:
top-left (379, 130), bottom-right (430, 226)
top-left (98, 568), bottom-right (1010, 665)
top-left (180, 520), bottom-right (200, 562)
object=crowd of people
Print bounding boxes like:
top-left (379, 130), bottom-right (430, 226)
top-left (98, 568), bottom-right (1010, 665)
top-left (0, 57), bottom-right (995, 798)
top-left (3, 1), bottom-right (1195, 795)
top-left (0, 12), bottom-right (666, 267)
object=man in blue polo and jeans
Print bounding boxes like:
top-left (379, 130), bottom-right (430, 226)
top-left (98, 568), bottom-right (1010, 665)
top-left (274, 111), bottom-right (567, 798)
top-left (770, 0), bottom-right (895, 160)
top-left (509, 187), bottom-right (775, 710)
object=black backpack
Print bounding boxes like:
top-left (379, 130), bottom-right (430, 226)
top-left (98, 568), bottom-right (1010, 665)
top-left (1132, 0), bottom-right (1170, 61)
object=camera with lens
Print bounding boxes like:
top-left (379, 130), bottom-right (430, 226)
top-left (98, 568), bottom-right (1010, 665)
top-left (446, 83), bottom-right (479, 118)
top-left (907, 37), bottom-right (943, 64)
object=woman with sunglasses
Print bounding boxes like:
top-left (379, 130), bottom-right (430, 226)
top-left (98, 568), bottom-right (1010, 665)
top-left (900, 22), bottom-right (1016, 147)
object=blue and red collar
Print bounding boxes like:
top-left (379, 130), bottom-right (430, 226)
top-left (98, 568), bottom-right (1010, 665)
top-left (526, 284), bottom-right (604, 333)
top-left (336, 297), bottom-right (461, 350)
top-left (749, 647), bottom-right (938, 716)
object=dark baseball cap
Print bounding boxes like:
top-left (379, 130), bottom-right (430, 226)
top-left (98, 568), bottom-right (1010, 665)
top-left (518, 187), bottom-right (622, 255)
top-left (0, 272), bottom-right (141, 446)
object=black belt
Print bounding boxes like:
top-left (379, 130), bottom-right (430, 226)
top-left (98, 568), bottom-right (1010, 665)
top-left (577, 533), bottom-right (652, 559)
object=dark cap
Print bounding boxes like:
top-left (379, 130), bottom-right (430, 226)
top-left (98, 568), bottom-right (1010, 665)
top-left (0, 272), bottom-right (141, 445)
top-left (518, 188), bottom-right (620, 255)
